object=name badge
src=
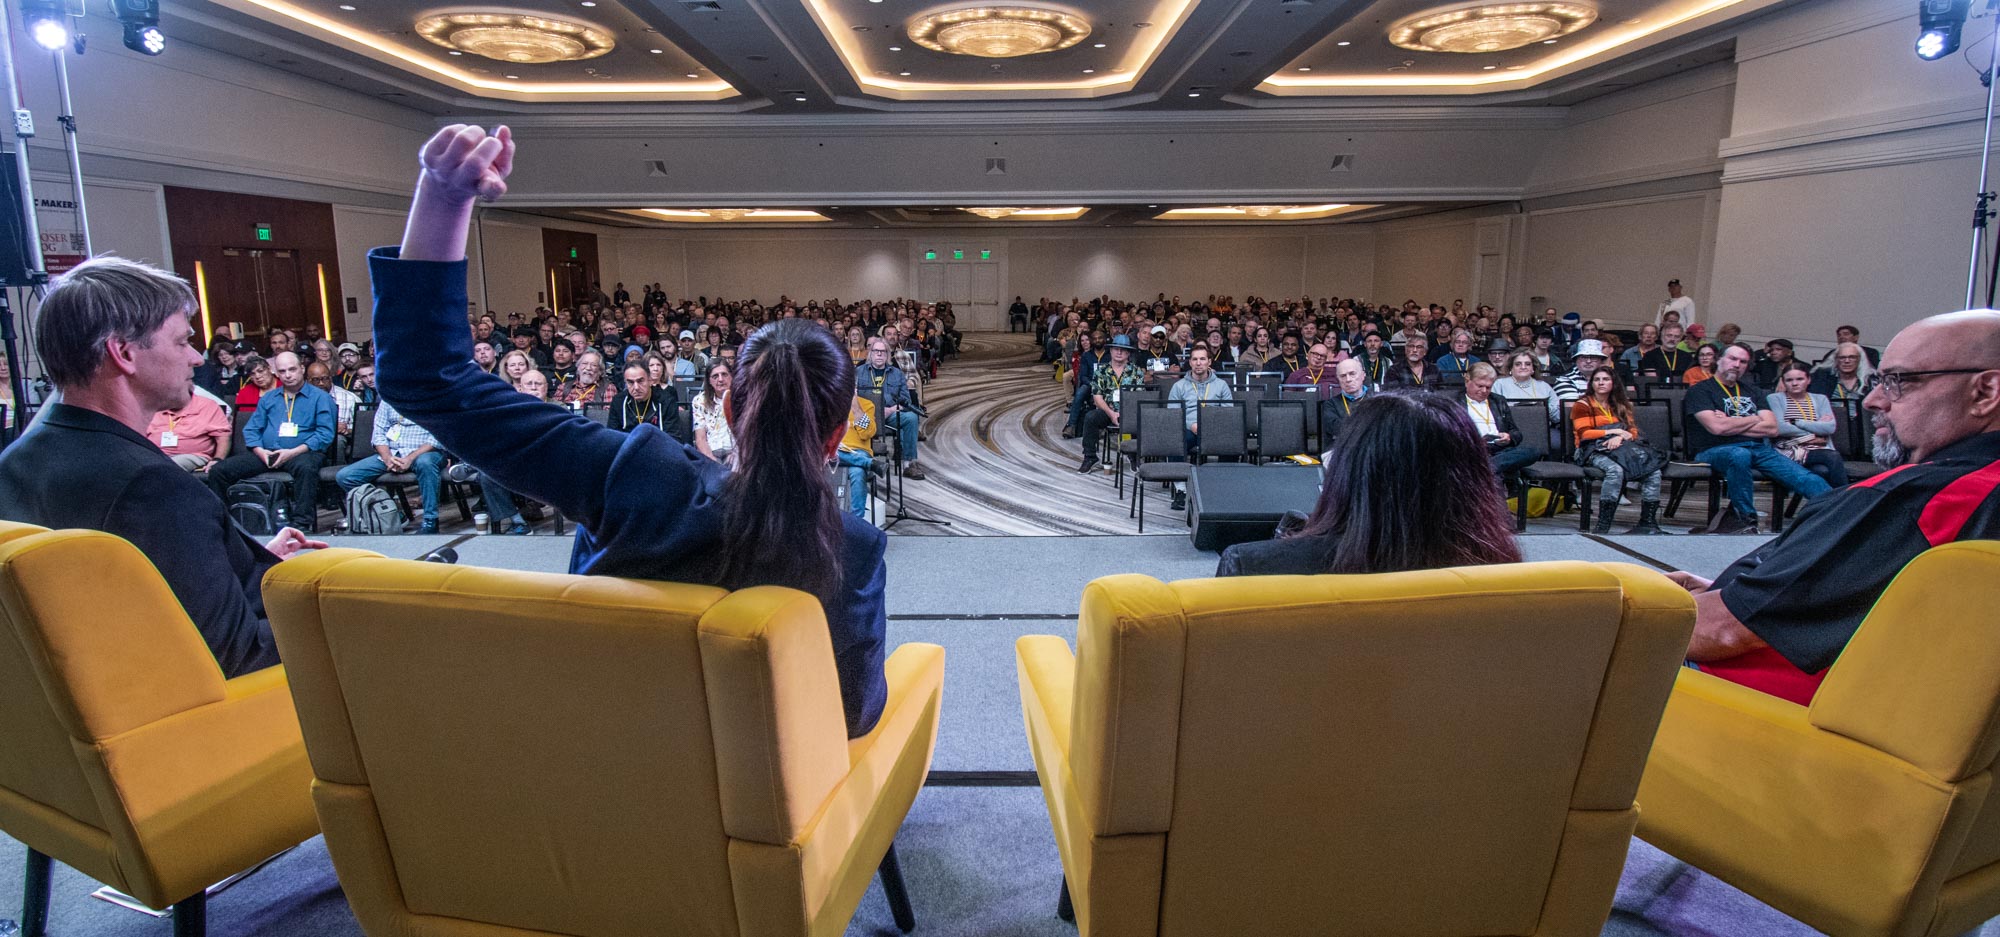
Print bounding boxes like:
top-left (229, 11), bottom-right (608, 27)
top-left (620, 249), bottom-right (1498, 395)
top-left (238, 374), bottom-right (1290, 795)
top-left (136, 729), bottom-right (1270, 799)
top-left (386, 425), bottom-right (403, 442)
top-left (279, 421), bottom-right (300, 438)
top-left (159, 431), bottom-right (178, 447)
top-left (1111, 389), bottom-right (1122, 405)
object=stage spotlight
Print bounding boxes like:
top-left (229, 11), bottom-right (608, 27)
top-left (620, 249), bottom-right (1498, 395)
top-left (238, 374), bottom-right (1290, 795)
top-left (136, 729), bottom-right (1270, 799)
top-left (111, 0), bottom-right (163, 54)
top-left (19, 0), bottom-right (68, 51)
top-left (1918, 0), bottom-right (1973, 60)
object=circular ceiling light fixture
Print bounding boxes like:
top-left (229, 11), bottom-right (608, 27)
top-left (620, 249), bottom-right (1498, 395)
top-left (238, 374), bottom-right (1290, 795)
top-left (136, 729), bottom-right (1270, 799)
top-left (907, 6), bottom-right (1092, 58)
top-left (1389, 2), bottom-right (1595, 54)
top-left (416, 11), bottom-right (615, 64)
top-left (965, 207), bottom-right (1022, 219)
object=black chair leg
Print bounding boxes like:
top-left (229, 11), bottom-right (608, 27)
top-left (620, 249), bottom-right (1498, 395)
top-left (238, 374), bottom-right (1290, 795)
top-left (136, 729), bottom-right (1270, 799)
top-left (1575, 481), bottom-right (1595, 532)
top-left (1515, 484), bottom-right (1529, 533)
top-left (21, 848), bottom-right (50, 937)
top-left (878, 844), bottom-right (916, 934)
top-left (1056, 878), bottom-right (1075, 923)
top-left (172, 890), bottom-right (207, 937)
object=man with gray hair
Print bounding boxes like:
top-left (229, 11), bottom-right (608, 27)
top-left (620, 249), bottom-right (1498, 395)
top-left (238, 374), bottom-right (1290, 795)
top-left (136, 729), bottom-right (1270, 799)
top-left (0, 256), bottom-right (324, 677)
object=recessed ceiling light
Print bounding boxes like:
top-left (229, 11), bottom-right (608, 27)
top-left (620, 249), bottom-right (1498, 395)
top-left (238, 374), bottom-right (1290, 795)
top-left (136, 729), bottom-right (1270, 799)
top-left (338, 3), bottom-right (354, 8)
top-left (505, 74), bottom-right (520, 78)
top-left (1081, 67), bottom-right (1094, 73)
top-left (1187, 92), bottom-right (1200, 97)
top-left (899, 70), bottom-right (911, 75)
top-left (1093, 42), bottom-right (1106, 48)
top-left (1543, 38), bottom-right (1557, 43)
top-left (447, 50), bottom-right (463, 55)
top-left (650, 48), bottom-right (663, 53)
top-left (1134, 21), bottom-right (1151, 27)
top-left (1482, 64), bottom-right (1496, 69)
top-left (580, 1), bottom-right (595, 6)
top-left (889, 45), bottom-right (902, 51)
top-left (1297, 66), bottom-right (1310, 71)
top-left (685, 72), bottom-right (698, 77)
top-left (1336, 40), bottom-right (1350, 46)
top-left (1147, 204), bottom-right (1157, 208)
top-left (794, 95), bottom-right (808, 101)
top-left (1506, 64), bottom-right (1525, 69)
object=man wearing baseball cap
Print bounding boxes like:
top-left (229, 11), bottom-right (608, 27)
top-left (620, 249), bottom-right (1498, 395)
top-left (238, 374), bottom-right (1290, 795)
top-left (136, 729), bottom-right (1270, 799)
top-left (335, 342), bottom-right (366, 392)
top-left (1079, 333), bottom-right (1143, 473)
top-left (677, 329), bottom-right (707, 372)
top-left (1656, 278), bottom-right (1697, 330)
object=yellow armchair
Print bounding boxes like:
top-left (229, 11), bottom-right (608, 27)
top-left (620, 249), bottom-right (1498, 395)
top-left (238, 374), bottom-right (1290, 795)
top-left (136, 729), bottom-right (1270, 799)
top-left (0, 521), bottom-right (317, 937)
top-left (1636, 540), bottom-right (2000, 937)
top-left (1018, 561), bottom-right (1694, 937)
top-left (261, 548), bottom-right (944, 937)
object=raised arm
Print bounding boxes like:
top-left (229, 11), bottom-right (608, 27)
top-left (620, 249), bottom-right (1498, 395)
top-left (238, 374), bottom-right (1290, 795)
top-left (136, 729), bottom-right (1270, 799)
top-left (372, 125), bottom-right (631, 530)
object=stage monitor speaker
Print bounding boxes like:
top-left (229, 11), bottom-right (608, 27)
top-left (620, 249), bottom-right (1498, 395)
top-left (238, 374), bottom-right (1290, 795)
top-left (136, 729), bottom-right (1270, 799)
top-left (0, 154), bottom-right (42, 286)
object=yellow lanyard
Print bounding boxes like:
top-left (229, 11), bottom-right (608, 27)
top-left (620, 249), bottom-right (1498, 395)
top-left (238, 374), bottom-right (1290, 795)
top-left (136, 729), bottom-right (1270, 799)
top-left (1662, 349), bottom-right (1682, 371)
top-left (1718, 378), bottom-right (1743, 404)
top-left (1591, 399), bottom-right (1615, 423)
top-left (1306, 367), bottom-right (1323, 385)
top-left (283, 392), bottom-right (297, 423)
top-left (1367, 358), bottom-right (1383, 382)
top-left (633, 398), bottom-right (654, 424)
top-left (1468, 399), bottom-right (1496, 432)
top-left (1340, 396), bottom-right (1354, 415)
top-left (1790, 394), bottom-right (1818, 421)
top-left (1834, 381), bottom-right (1859, 400)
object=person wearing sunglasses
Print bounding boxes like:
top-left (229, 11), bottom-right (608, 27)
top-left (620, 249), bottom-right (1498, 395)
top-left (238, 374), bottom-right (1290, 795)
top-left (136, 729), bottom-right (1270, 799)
top-left (1668, 309), bottom-right (2000, 707)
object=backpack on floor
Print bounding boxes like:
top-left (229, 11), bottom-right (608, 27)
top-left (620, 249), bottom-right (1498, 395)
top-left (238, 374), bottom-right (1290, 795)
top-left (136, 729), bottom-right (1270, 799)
top-left (1507, 485), bottom-right (1571, 519)
top-left (225, 482), bottom-right (281, 537)
top-left (344, 483), bottom-right (403, 535)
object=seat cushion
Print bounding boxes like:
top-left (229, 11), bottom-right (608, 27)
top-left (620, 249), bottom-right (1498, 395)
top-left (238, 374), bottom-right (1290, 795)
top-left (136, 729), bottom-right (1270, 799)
top-left (1137, 463), bottom-right (1194, 482)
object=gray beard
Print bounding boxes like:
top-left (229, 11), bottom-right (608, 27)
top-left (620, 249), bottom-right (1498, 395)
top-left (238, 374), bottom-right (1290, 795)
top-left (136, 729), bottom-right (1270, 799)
top-left (1872, 427), bottom-right (1908, 467)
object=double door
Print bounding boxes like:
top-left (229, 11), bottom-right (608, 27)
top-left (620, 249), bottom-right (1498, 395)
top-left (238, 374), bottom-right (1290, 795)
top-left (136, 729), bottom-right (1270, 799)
top-left (212, 247), bottom-right (309, 343)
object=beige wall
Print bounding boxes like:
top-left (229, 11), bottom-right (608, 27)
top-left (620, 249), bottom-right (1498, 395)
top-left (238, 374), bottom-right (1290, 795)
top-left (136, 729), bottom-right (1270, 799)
top-left (331, 206), bottom-right (408, 340)
top-left (1373, 216), bottom-right (1476, 305)
top-left (1521, 193), bottom-right (1716, 328)
top-left (1006, 231), bottom-right (1328, 303)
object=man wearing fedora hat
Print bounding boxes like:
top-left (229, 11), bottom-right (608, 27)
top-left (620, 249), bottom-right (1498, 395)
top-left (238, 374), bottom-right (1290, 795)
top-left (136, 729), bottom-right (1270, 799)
top-left (1079, 333), bottom-right (1143, 473)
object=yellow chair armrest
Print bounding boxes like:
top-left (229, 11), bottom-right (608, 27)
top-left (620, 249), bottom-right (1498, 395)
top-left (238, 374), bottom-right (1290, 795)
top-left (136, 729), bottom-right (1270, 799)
top-left (733, 643), bottom-right (944, 937)
top-left (1016, 635), bottom-right (1076, 765)
top-left (1638, 669), bottom-right (1960, 937)
top-left (222, 663), bottom-right (289, 704)
top-left (89, 662), bottom-right (316, 907)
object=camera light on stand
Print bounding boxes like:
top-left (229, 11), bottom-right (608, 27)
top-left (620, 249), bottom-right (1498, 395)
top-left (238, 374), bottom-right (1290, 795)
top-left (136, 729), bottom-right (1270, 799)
top-left (126, 24), bottom-right (165, 55)
top-left (26, 17), bottom-right (66, 50)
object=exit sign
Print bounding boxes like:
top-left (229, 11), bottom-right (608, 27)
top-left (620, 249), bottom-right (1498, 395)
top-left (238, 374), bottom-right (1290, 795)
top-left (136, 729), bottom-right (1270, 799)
top-left (980, 249), bottom-right (992, 260)
top-left (923, 249), bottom-right (937, 260)
top-left (569, 247), bottom-right (578, 258)
top-left (952, 249), bottom-right (964, 260)
top-left (254, 223), bottom-right (272, 242)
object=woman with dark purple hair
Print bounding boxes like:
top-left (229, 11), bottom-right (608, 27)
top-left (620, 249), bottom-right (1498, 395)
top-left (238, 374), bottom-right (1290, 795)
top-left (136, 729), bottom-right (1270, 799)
top-left (1216, 391), bottom-right (1523, 576)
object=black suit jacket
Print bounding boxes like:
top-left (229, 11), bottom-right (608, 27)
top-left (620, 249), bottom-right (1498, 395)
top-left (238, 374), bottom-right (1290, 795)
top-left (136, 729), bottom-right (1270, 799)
top-left (1459, 393), bottom-right (1525, 450)
top-left (0, 404), bottom-right (280, 676)
top-left (1387, 361), bottom-right (1444, 393)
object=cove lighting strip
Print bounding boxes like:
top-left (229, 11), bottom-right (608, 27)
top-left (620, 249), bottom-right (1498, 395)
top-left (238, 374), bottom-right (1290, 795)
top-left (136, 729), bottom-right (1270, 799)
top-left (1259, 0), bottom-right (1771, 93)
top-left (209, 0), bottom-right (734, 99)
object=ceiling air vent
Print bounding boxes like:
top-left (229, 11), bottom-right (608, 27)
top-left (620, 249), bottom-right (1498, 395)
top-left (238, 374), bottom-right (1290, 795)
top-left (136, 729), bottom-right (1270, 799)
top-left (1280, 0), bottom-right (1316, 6)
top-left (985, 157), bottom-right (1007, 175)
top-left (680, 0), bottom-right (722, 11)
top-left (1329, 153), bottom-right (1354, 172)
top-left (645, 160), bottom-right (670, 177)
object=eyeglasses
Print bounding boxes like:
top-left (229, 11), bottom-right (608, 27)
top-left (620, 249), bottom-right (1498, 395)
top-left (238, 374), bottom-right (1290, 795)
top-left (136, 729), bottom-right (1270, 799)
top-left (1876, 368), bottom-right (1995, 401)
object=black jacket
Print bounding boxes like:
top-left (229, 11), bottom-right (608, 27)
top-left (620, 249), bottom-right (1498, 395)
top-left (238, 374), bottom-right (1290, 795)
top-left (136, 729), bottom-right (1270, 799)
top-left (1459, 393), bottom-right (1525, 450)
top-left (1387, 360), bottom-right (1444, 392)
top-left (0, 404), bottom-right (281, 676)
top-left (1318, 392), bottom-right (1369, 445)
top-left (1216, 531), bottom-right (1339, 576)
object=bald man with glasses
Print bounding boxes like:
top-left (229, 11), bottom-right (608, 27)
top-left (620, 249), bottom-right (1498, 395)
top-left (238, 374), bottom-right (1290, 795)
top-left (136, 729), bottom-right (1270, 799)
top-left (1672, 310), bottom-right (2000, 706)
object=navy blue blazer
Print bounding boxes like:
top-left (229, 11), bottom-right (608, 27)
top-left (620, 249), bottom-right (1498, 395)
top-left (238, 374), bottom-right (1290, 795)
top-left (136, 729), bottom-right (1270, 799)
top-left (369, 248), bottom-right (889, 737)
top-left (0, 403), bottom-right (282, 676)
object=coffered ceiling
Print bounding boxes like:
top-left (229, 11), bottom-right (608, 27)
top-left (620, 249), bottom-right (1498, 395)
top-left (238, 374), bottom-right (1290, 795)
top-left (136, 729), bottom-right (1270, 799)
top-left (161, 0), bottom-right (1797, 112)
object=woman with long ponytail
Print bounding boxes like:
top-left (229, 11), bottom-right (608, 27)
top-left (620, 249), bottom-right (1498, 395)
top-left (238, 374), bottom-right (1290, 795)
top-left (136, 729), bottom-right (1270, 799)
top-left (371, 125), bottom-right (888, 736)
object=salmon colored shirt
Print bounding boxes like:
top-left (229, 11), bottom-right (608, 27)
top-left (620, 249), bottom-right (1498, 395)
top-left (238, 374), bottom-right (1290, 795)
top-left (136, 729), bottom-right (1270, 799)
top-left (146, 394), bottom-right (231, 458)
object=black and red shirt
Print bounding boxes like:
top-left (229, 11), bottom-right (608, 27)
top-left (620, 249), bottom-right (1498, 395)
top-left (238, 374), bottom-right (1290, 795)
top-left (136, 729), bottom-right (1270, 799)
top-left (1703, 430), bottom-right (2000, 704)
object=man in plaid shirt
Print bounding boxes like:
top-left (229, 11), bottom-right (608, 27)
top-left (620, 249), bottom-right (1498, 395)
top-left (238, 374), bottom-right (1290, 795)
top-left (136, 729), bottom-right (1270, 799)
top-left (334, 399), bottom-right (445, 533)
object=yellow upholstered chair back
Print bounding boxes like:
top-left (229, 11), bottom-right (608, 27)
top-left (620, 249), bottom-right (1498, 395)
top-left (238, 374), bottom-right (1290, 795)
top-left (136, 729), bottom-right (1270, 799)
top-left (262, 549), bottom-right (857, 937)
top-left (0, 521), bottom-right (245, 900)
top-left (1071, 561), bottom-right (1692, 937)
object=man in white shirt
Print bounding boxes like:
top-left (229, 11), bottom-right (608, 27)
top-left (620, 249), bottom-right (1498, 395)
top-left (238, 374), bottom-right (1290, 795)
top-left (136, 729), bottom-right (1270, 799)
top-left (1165, 345), bottom-right (1231, 510)
top-left (1656, 278), bottom-right (1697, 330)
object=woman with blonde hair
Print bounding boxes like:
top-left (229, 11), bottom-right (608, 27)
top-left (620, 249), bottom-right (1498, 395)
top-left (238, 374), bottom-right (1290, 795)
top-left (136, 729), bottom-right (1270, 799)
top-left (498, 349), bottom-right (534, 385)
